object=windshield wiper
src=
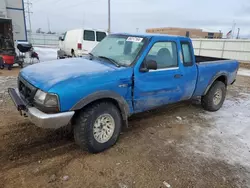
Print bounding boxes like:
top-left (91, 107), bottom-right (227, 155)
top-left (98, 56), bottom-right (120, 67)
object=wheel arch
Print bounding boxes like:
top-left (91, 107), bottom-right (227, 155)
top-left (203, 73), bottom-right (228, 95)
top-left (70, 91), bottom-right (130, 127)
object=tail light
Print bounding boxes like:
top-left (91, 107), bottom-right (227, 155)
top-left (77, 43), bottom-right (82, 50)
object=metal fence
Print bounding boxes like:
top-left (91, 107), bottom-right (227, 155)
top-left (192, 39), bottom-right (250, 62)
top-left (27, 33), bottom-right (61, 47)
top-left (25, 34), bottom-right (250, 63)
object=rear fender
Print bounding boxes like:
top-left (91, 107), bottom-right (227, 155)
top-left (203, 72), bottom-right (228, 95)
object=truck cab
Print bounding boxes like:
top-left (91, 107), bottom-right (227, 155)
top-left (9, 33), bottom-right (239, 153)
top-left (133, 35), bottom-right (197, 111)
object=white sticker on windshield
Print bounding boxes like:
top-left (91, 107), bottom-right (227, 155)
top-left (126, 37), bottom-right (143, 43)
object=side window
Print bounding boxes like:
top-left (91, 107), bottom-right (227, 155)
top-left (96, 32), bottom-right (107, 42)
top-left (181, 42), bottom-right (193, 66)
top-left (84, 30), bottom-right (95, 41)
top-left (146, 41), bottom-right (178, 69)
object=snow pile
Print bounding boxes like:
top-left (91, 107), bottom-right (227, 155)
top-left (22, 47), bottom-right (58, 65)
top-left (238, 68), bottom-right (250, 77)
top-left (34, 47), bottom-right (58, 62)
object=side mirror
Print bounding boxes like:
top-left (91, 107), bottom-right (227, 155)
top-left (59, 36), bottom-right (63, 41)
top-left (140, 60), bottom-right (157, 72)
top-left (146, 60), bottom-right (157, 70)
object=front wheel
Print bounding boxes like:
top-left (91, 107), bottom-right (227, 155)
top-left (74, 102), bottom-right (122, 153)
top-left (201, 81), bottom-right (226, 112)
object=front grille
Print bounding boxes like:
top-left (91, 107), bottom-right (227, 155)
top-left (18, 76), bottom-right (37, 104)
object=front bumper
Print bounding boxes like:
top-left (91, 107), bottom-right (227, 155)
top-left (76, 49), bottom-right (88, 57)
top-left (8, 88), bottom-right (75, 129)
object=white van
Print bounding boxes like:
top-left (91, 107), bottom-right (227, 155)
top-left (58, 28), bottom-right (108, 57)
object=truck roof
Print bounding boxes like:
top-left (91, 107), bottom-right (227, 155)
top-left (113, 33), bottom-right (190, 40)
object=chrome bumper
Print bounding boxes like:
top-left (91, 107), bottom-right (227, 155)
top-left (28, 107), bottom-right (75, 129)
top-left (8, 88), bottom-right (75, 129)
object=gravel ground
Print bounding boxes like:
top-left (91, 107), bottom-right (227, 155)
top-left (0, 69), bottom-right (250, 188)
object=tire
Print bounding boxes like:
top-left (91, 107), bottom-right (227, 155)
top-left (57, 123), bottom-right (73, 139)
top-left (0, 57), bottom-right (4, 69)
top-left (8, 64), bottom-right (12, 70)
top-left (74, 102), bottom-right (122, 153)
top-left (201, 81), bottom-right (226, 112)
top-left (19, 62), bottom-right (24, 68)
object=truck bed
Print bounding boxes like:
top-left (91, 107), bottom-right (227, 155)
top-left (195, 55), bottom-right (227, 63)
top-left (193, 58), bottom-right (239, 97)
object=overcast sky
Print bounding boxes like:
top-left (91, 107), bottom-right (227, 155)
top-left (32, 0), bottom-right (250, 37)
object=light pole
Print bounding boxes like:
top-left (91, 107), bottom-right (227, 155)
top-left (108, 0), bottom-right (111, 33)
top-left (236, 28), bottom-right (240, 39)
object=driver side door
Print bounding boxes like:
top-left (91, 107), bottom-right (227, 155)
top-left (133, 39), bottom-right (185, 112)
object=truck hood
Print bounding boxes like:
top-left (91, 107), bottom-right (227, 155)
top-left (20, 58), bottom-right (132, 91)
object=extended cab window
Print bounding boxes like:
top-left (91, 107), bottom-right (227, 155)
top-left (181, 42), bottom-right (193, 66)
top-left (146, 42), bottom-right (178, 69)
top-left (84, 30), bottom-right (95, 41)
top-left (96, 32), bottom-right (107, 42)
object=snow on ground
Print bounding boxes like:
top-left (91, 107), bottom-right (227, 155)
top-left (238, 68), bottom-right (250, 77)
top-left (34, 47), bottom-right (58, 62)
top-left (190, 92), bottom-right (250, 170)
top-left (22, 46), bottom-right (58, 65)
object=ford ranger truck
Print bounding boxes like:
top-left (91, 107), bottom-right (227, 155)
top-left (8, 34), bottom-right (239, 153)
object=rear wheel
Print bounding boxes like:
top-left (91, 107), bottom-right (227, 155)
top-left (74, 102), bottom-right (122, 153)
top-left (201, 81), bottom-right (226, 112)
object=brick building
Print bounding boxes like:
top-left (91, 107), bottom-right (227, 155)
top-left (146, 27), bottom-right (222, 39)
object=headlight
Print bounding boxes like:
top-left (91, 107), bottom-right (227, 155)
top-left (34, 90), bottom-right (47, 104)
top-left (34, 90), bottom-right (60, 112)
top-left (44, 94), bottom-right (58, 107)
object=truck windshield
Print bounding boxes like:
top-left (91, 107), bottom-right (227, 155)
top-left (91, 35), bottom-right (146, 66)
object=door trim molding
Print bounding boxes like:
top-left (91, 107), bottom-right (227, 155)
top-left (149, 67), bottom-right (179, 72)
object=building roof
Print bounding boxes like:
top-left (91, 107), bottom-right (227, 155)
top-left (113, 32), bottom-right (189, 40)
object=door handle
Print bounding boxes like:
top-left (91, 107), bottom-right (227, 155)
top-left (174, 74), bottom-right (183, 79)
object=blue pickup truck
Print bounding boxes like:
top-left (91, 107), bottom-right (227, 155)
top-left (9, 33), bottom-right (239, 153)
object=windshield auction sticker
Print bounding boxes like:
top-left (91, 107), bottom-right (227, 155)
top-left (126, 37), bottom-right (143, 43)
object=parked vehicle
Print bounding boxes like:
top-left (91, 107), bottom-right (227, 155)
top-left (0, 43), bottom-right (39, 70)
top-left (57, 28), bottom-right (108, 58)
top-left (0, 18), bottom-right (39, 70)
top-left (0, 18), bottom-right (16, 70)
top-left (9, 33), bottom-right (239, 153)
